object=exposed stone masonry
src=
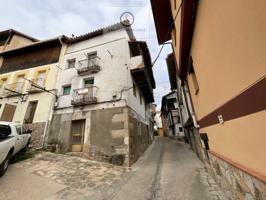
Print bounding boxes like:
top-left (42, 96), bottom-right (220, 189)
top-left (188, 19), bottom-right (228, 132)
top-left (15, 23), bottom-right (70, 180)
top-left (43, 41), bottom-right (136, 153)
top-left (206, 153), bottom-right (266, 200)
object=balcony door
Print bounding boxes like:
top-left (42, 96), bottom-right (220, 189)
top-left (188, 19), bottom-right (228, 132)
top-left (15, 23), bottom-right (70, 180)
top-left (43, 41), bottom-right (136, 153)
top-left (71, 120), bottom-right (85, 152)
top-left (16, 74), bottom-right (25, 92)
top-left (36, 71), bottom-right (46, 87)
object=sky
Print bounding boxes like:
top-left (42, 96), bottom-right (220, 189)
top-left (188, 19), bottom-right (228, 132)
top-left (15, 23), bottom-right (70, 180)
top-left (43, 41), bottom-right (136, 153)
top-left (0, 0), bottom-right (172, 110)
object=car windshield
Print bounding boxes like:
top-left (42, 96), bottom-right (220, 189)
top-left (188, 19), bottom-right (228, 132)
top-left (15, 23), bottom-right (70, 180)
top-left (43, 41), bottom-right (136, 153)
top-left (0, 125), bottom-right (11, 138)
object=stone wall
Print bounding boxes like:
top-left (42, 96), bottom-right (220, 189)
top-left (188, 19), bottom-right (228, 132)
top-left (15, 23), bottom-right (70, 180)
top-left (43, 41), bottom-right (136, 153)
top-left (45, 106), bottom-right (151, 166)
top-left (206, 153), bottom-right (266, 200)
top-left (24, 122), bottom-right (46, 148)
top-left (87, 107), bottom-right (129, 166)
top-left (128, 108), bottom-right (151, 166)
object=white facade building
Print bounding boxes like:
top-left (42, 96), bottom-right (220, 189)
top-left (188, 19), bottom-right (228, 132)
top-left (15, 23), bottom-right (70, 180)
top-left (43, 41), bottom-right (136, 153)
top-left (46, 24), bottom-right (155, 166)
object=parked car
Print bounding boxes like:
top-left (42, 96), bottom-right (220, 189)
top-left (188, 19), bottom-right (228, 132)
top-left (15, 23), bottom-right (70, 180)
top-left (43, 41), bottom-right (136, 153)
top-left (0, 122), bottom-right (31, 177)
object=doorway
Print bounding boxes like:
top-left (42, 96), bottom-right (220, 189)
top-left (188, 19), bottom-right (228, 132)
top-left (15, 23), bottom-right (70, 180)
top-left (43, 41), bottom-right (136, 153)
top-left (71, 120), bottom-right (85, 152)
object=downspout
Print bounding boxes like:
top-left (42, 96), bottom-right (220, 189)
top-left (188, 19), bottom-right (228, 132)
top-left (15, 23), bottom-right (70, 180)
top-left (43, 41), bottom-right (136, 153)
top-left (42, 36), bottom-right (67, 148)
top-left (183, 80), bottom-right (199, 128)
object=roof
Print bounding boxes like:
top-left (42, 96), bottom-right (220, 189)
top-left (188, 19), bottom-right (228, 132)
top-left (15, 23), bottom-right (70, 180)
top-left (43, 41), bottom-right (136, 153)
top-left (0, 29), bottom-right (39, 42)
top-left (66, 22), bottom-right (135, 44)
top-left (150, 0), bottom-right (199, 80)
top-left (160, 91), bottom-right (177, 112)
top-left (150, 0), bottom-right (173, 44)
top-left (0, 36), bottom-right (64, 57)
top-left (0, 22), bottom-right (136, 57)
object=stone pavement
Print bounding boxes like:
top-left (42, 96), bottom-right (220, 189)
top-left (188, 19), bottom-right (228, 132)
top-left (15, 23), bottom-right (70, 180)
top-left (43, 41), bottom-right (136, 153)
top-left (0, 137), bottom-right (228, 200)
top-left (112, 137), bottom-right (228, 200)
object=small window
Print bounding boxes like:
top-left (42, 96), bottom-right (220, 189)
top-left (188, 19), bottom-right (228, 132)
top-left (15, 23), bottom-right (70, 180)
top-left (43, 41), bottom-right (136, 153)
top-left (67, 59), bottom-right (76, 69)
top-left (84, 78), bottom-right (94, 87)
top-left (63, 85), bottom-right (71, 95)
top-left (174, 0), bottom-right (177, 9)
top-left (179, 127), bottom-right (183, 132)
top-left (133, 83), bottom-right (136, 97)
top-left (88, 52), bottom-right (97, 59)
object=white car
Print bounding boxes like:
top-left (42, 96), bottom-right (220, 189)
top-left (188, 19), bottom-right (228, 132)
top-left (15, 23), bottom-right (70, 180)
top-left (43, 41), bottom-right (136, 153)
top-left (0, 122), bottom-right (31, 177)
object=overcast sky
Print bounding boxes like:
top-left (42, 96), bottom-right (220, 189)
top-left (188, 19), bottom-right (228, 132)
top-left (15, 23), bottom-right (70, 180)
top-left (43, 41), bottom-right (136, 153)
top-left (0, 0), bottom-right (172, 110)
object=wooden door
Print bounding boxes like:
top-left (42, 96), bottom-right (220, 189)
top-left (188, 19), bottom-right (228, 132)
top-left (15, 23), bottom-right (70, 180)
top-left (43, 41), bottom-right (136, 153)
top-left (0, 104), bottom-right (16, 122)
top-left (71, 120), bottom-right (85, 152)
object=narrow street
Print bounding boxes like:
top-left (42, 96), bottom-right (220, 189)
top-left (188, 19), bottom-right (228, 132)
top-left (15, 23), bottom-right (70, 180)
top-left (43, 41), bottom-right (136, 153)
top-left (113, 137), bottom-right (227, 200)
top-left (0, 137), bottom-right (227, 200)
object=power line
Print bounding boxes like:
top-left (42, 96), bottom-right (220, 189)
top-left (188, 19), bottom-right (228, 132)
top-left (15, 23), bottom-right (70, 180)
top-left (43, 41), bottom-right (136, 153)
top-left (152, 1), bottom-right (183, 67)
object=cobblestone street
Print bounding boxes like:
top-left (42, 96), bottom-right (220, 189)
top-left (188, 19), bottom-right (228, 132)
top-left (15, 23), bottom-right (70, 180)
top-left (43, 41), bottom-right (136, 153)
top-left (0, 137), bottom-right (228, 200)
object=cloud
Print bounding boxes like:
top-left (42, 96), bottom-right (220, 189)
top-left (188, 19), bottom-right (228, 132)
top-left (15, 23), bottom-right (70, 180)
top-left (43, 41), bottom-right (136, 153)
top-left (0, 0), bottom-right (172, 110)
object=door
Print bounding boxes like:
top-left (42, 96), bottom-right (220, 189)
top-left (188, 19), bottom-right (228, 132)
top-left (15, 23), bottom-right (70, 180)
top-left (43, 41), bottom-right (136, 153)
top-left (24, 101), bottom-right (38, 124)
top-left (0, 104), bottom-right (16, 122)
top-left (71, 120), bottom-right (85, 152)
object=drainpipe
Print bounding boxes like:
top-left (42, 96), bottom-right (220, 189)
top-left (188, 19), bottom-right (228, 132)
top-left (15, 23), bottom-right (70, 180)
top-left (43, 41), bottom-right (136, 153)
top-left (183, 80), bottom-right (199, 128)
top-left (41, 36), bottom-right (68, 148)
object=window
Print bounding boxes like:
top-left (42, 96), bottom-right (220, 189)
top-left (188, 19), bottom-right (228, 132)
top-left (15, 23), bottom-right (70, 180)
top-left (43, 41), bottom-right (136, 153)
top-left (16, 74), bottom-right (25, 92)
top-left (84, 78), bottom-right (94, 87)
top-left (88, 52), bottom-right (97, 59)
top-left (63, 85), bottom-right (71, 95)
top-left (140, 94), bottom-right (143, 104)
top-left (67, 59), bottom-right (76, 69)
top-left (87, 52), bottom-right (97, 67)
top-left (174, 0), bottom-right (177, 9)
top-left (179, 127), bottom-right (183, 132)
top-left (133, 83), bottom-right (136, 97)
top-left (36, 70), bottom-right (46, 87)
top-left (24, 101), bottom-right (38, 124)
top-left (188, 56), bottom-right (199, 95)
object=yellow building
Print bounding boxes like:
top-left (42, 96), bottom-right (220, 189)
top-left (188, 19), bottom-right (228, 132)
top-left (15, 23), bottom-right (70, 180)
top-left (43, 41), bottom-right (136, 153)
top-left (0, 37), bottom-right (65, 147)
top-left (151, 0), bottom-right (266, 199)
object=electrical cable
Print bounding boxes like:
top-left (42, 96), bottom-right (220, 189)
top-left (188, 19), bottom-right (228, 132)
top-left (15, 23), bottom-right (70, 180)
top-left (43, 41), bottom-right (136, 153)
top-left (152, 1), bottom-right (183, 67)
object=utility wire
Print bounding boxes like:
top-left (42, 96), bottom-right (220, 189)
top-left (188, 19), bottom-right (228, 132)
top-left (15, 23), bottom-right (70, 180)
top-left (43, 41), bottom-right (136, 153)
top-left (152, 1), bottom-right (183, 67)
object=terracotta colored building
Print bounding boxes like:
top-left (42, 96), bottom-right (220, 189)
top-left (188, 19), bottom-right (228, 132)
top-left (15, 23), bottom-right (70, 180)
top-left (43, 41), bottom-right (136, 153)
top-left (150, 0), bottom-right (266, 199)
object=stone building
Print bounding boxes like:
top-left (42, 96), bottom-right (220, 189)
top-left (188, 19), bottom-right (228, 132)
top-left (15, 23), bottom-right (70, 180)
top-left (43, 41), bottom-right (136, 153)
top-left (150, 0), bottom-right (266, 199)
top-left (45, 23), bottom-right (155, 166)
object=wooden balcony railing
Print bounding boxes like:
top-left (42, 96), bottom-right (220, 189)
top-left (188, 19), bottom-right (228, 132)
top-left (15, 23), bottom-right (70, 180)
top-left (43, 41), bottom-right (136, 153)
top-left (77, 57), bottom-right (101, 76)
top-left (71, 86), bottom-right (98, 106)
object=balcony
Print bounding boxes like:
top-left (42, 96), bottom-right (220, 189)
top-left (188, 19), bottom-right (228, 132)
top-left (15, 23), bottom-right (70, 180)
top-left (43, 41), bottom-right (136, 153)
top-left (71, 86), bottom-right (98, 106)
top-left (77, 57), bottom-right (101, 76)
top-left (27, 78), bottom-right (45, 93)
top-left (2, 82), bottom-right (25, 97)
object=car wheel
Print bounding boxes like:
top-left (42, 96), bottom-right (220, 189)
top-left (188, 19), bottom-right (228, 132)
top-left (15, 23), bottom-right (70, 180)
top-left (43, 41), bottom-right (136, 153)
top-left (0, 152), bottom-right (12, 177)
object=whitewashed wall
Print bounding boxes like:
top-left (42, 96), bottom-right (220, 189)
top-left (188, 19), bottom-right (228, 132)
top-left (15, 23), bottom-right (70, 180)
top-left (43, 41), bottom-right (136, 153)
top-left (55, 29), bottom-right (150, 123)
